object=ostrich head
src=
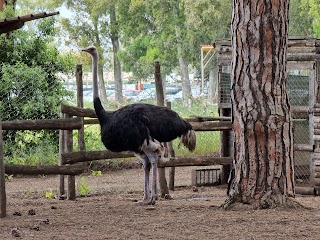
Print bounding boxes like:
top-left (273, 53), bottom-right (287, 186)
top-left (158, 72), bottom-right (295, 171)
top-left (81, 46), bottom-right (98, 58)
top-left (82, 46), bottom-right (99, 100)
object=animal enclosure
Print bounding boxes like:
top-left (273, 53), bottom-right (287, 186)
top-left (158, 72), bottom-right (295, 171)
top-left (215, 38), bottom-right (320, 192)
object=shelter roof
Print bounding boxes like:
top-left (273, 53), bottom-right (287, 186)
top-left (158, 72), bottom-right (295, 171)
top-left (0, 11), bottom-right (59, 34)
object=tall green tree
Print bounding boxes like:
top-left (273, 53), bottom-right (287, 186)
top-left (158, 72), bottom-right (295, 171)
top-left (0, 10), bottom-right (72, 157)
top-left (299, 0), bottom-right (320, 37)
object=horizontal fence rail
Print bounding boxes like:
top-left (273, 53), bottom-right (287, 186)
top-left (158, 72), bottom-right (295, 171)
top-left (5, 164), bottom-right (86, 175)
top-left (2, 118), bottom-right (83, 130)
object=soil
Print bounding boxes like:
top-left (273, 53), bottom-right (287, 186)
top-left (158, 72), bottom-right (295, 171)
top-left (1, 167), bottom-right (320, 240)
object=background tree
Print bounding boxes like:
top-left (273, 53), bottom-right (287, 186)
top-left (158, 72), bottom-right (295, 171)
top-left (225, 0), bottom-right (295, 209)
top-left (0, 7), bottom-right (73, 160)
top-left (300, 0), bottom-right (320, 37)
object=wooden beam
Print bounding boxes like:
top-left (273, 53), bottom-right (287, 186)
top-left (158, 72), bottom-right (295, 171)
top-left (190, 121), bottom-right (232, 131)
top-left (0, 121), bottom-right (6, 218)
top-left (61, 150), bottom-right (134, 164)
top-left (2, 118), bottom-right (83, 130)
top-left (158, 156), bottom-right (233, 168)
top-left (5, 164), bottom-right (85, 175)
top-left (61, 103), bottom-right (97, 117)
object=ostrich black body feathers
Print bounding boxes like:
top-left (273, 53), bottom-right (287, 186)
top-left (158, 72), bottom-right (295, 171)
top-left (94, 97), bottom-right (194, 153)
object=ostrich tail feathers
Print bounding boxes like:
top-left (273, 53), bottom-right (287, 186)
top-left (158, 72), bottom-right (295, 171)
top-left (179, 129), bottom-right (196, 152)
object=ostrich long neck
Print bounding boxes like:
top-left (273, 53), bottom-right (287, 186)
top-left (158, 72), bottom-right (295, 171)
top-left (92, 53), bottom-right (99, 99)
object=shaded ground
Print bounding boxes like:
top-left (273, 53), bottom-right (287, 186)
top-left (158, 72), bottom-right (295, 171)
top-left (1, 167), bottom-right (320, 239)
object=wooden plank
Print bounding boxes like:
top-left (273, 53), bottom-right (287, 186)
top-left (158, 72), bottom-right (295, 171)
top-left (0, 121), bottom-right (6, 218)
top-left (4, 164), bottom-right (85, 175)
top-left (2, 118), bottom-right (83, 130)
top-left (158, 156), bottom-right (233, 168)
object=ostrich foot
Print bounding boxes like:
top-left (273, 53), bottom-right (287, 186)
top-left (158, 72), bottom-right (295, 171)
top-left (136, 195), bottom-right (157, 205)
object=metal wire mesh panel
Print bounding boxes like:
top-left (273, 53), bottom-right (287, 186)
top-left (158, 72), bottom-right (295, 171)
top-left (217, 68), bottom-right (312, 184)
top-left (287, 74), bottom-right (310, 106)
top-left (219, 72), bottom-right (232, 105)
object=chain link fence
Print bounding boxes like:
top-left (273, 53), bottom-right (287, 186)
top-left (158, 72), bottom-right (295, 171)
top-left (218, 68), bottom-right (313, 184)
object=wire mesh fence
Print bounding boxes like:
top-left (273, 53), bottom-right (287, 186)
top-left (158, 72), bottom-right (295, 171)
top-left (218, 68), bottom-right (313, 184)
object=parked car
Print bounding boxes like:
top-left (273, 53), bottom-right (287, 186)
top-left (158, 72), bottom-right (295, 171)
top-left (108, 89), bottom-right (141, 101)
top-left (131, 88), bottom-right (157, 102)
top-left (167, 88), bottom-right (207, 102)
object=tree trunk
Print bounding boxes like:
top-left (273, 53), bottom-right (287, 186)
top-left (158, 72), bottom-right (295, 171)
top-left (227, 0), bottom-right (295, 209)
top-left (110, 5), bottom-right (123, 105)
top-left (93, 22), bottom-right (108, 102)
top-left (175, 23), bottom-right (191, 106)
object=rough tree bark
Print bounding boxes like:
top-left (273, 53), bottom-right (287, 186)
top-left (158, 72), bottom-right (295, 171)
top-left (93, 22), bottom-right (108, 102)
top-left (226, 0), bottom-right (295, 209)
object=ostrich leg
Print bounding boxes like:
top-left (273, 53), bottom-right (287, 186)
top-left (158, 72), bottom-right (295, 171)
top-left (142, 159), bottom-right (151, 203)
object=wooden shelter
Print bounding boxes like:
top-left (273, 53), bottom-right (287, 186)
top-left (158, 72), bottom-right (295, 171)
top-left (215, 37), bottom-right (320, 193)
top-left (0, 11), bottom-right (59, 34)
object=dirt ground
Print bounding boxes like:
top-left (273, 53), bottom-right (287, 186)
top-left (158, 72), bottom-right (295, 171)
top-left (1, 167), bottom-right (320, 240)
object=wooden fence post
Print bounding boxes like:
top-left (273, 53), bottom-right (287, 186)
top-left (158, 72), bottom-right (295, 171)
top-left (76, 64), bottom-right (86, 155)
top-left (154, 61), bottom-right (169, 197)
top-left (0, 119), bottom-right (6, 218)
top-left (58, 111), bottom-right (65, 198)
top-left (65, 113), bottom-right (76, 200)
top-left (166, 102), bottom-right (176, 191)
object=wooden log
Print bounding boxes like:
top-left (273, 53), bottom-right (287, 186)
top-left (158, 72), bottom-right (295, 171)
top-left (158, 156), bottom-right (233, 168)
top-left (4, 164), bottom-right (85, 175)
top-left (294, 144), bottom-right (314, 152)
top-left (65, 114), bottom-right (76, 200)
top-left (62, 150), bottom-right (134, 164)
top-left (0, 121), bottom-right (6, 218)
top-left (2, 118), bottom-right (83, 130)
top-left (314, 172), bottom-right (320, 178)
top-left (313, 135), bottom-right (320, 142)
top-left (59, 112), bottom-right (65, 197)
top-left (314, 123), bottom-right (320, 129)
top-left (287, 54), bottom-right (320, 61)
top-left (84, 118), bottom-right (234, 132)
top-left (190, 121), bottom-right (232, 131)
top-left (314, 178), bottom-right (320, 186)
top-left (60, 103), bottom-right (97, 118)
top-left (185, 116), bottom-right (231, 122)
top-left (314, 166), bottom-right (320, 173)
top-left (295, 186), bottom-right (316, 195)
top-left (291, 106), bottom-right (309, 114)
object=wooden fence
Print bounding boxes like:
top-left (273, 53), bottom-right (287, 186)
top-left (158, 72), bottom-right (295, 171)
top-left (1, 63), bottom-right (319, 218)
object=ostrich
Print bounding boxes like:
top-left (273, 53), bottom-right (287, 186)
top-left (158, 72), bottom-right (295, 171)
top-left (82, 46), bottom-right (196, 205)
